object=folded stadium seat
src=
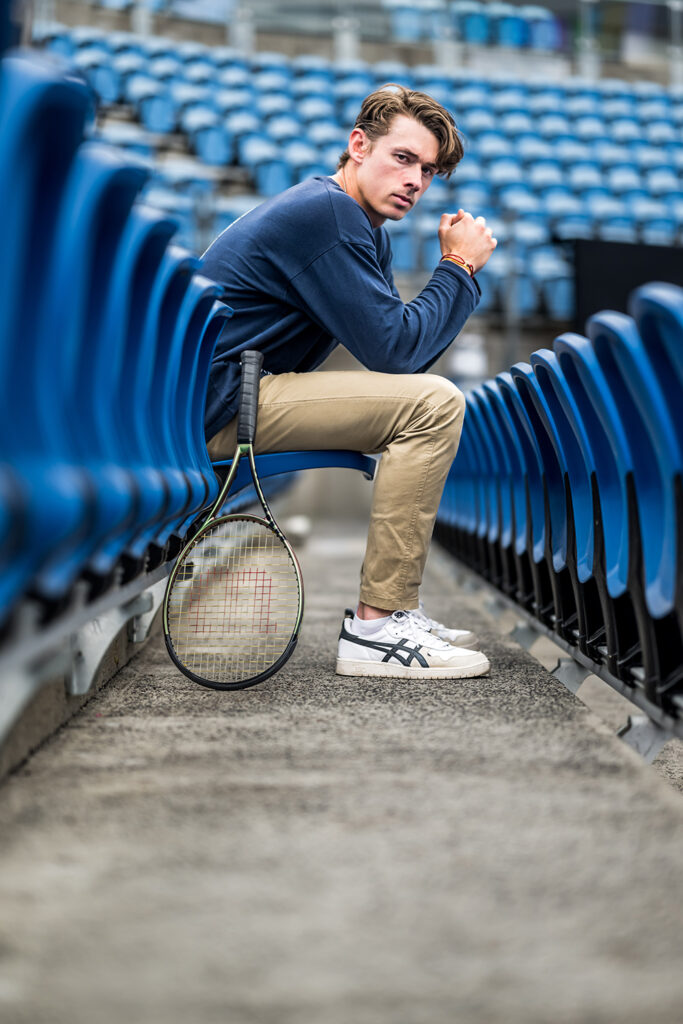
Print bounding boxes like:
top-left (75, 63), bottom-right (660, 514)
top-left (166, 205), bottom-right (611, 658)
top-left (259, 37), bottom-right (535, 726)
top-left (454, 403), bottom-right (493, 577)
top-left (282, 140), bottom-right (328, 185)
top-left (645, 121), bottom-right (678, 146)
top-left (645, 166), bottom-right (680, 196)
top-left (529, 247), bottom-right (573, 320)
top-left (256, 89), bottom-right (294, 120)
top-left (511, 363), bottom-right (581, 641)
top-left (171, 81), bottom-right (211, 119)
top-left (517, 135), bottom-right (555, 164)
top-left (252, 71), bottom-right (292, 100)
top-left (459, 108), bottom-right (497, 137)
top-left (291, 54), bottom-right (334, 80)
top-left (496, 371), bottom-right (555, 623)
top-left (553, 333), bottom-right (643, 681)
top-left (565, 94), bottom-right (599, 120)
top-left (574, 116), bottom-right (609, 144)
top-left (452, 0), bottom-right (491, 45)
top-left (228, 112), bottom-right (267, 159)
top-left (183, 107), bottom-right (233, 166)
top-left (383, 0), bottom-right (426, 43)
top-left (213, 87), bottom-right (253, 118)
top-left (520, 5), bottom-right (562, 50)
top-left (631, 142), bottom-right (673, 172)
top-left (475, 131), bottom-right (513, 160)
top-left (298, 96), bottom-right (336, 125)
top-left (128, 75), bottom-right (177, 134)
top-left (629, 282), bottom-right (683, 443)
top-left (154, 276), bottom-right (231, 542)
top-left (594, 77), bottom-right (632, 102)
top-left (500, 111), bottom-right (535, 137)
top-left (490, 87), bottom-right (529, 115)
top-left (251, 53), bottom-right (293, 77)
top-left (480, 378), bottom-right (534, 604)
top-left (605, 163), bottom-right (642, 195)
top-left (537, 114), bottom-right (573, 141)
top-left (527, 88), bottom-right (565, 118)
top-left (94, 122), bottom-right (156, 162)
top-left (216, 66), bottom-right (251, 90)
top-left (466, 391), bottom-right (505, 584)
top-left (468, 389), bottom-right (512, 590)
top-left (239, 137), bottom-right (292, 197)
top-left (142, 185), bottom-right (196, 248)
top-left (333, 78), bottom-right (375, 113)
top-left (527, 160), bottom-right (564, 191)
top-left (292, 74), bottom-right (334, 101)
top-left (333, 59), bottom-right (373, 83)
top-left (72, 46), bottom-right (122, 105)
top-left (498, 188), bottom-right (543, 221)
top-left (183, 61), bottom-right (216, 86)
top-left (567, 162), bottom-right (603, 192)
top-left (510, 219), bottom-right (551, 249)
top-left (629, 195), bottom-right (677, 244)
top-left (488, 1), bottom-right (529, 48)
top-left (31, 143), bottom-right (152, 598)
top-left (450, 156), bottom-right (486, 187)
top-left (530, 350), bottom-right (609, 660)
top-left (0, 54), bottom-right (95, 623)
top-left (587, 310), bottom-right (683, 704)
top-left (212, 194), bottom-right (260, 236)
top-left (89, 203), bottom-right (179, 578)
top-left (112, 53), bottom-right (149, 100)
top-left (552, 213), bottom-right (595, 242)
top-left (383, 218), bottom-right (418, 273)
top-left (583, 192), bottom-right (626, 223)
top-left (610, 117), bottom-right (641, 145)
top-left (484, 249), bottom-right (539, 318)
top-left (126, 245), bottom-right (199, 562)
top-left (173, 40), bottom-right (211, 63)
top-left (554, 137), bottom-right (594, 166)
top-left (597, 216), bottom-right (639, 244)
top-left (307, 121), bottom-right (347, 150)
top-left (452, 183), bottom-right (492, 215)
top-left (265, 114), bottom-right (304, 145)
top-left (148, 56), bottom-right (183, 82)
top-left (602, 97), bottom-right (637, 122)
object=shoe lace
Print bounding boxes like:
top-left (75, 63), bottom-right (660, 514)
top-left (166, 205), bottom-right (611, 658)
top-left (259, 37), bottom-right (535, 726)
top-left (392, 611), bottom-right (449, 648)
top-left (409, 603), bottom-right (446, 632)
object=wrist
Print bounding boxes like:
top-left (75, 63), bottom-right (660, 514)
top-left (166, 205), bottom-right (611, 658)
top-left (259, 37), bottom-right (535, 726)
top-left (440, 253), bottom-right (475, 277)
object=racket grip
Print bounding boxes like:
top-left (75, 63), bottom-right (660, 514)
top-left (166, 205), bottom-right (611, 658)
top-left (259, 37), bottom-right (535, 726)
top-left (237, 349), bottom-right (264, 444)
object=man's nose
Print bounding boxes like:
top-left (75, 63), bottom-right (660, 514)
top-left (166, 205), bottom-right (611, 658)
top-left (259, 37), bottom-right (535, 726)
top-left (404, 166), bottom-right (422, 191)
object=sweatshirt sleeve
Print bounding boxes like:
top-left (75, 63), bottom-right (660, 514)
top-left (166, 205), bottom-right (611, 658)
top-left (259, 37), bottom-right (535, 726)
top-left (287, 240), bottom-right (480, 374)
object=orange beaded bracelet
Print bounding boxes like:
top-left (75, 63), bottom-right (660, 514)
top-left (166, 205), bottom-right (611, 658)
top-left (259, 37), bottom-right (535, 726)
top-left (440, 253), bottom-right (475, 277)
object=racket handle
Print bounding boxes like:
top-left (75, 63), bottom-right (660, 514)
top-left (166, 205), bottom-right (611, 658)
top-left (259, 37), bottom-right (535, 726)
top-left (237, 349), bottom-right (264, 445)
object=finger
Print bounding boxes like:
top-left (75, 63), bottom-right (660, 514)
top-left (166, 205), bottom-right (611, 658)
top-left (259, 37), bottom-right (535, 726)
top-left (475, 215), bottom-right (486, 225)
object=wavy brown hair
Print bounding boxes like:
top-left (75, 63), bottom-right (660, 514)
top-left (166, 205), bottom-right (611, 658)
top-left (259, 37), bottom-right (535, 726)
top-left (337, 83), bottom-right (464, 178)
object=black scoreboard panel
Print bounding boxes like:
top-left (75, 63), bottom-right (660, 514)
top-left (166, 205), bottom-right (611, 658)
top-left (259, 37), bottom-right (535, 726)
top-left (573, 239), bottom-right (683, 330)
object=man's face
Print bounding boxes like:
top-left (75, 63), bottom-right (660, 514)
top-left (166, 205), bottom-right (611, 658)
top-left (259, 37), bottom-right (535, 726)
top-left (351, 114), bottom-right (439, 227)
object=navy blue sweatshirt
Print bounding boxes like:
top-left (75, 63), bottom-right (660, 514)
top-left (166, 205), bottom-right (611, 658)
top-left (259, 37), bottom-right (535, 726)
top-left (201, 175), bottom-right (480, 439)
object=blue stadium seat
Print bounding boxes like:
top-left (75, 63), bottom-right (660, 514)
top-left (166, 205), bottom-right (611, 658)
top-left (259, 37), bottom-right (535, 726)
top-left (496, 371), bottom-right (554, 621)
top-left (553, 333), bottom-right (642, 681)
top-left (0, 55), bottom-right (94, 622)
top-left (32, 143), bottom-right (150, 597)
top-left (587, 310), bottom-right (683, 702)
top-left (530, 350), bottom-right (607, 659)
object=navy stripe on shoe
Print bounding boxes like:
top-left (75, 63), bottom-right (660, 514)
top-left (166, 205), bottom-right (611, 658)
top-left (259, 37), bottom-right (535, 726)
top-left (339, 621), bottom-right (429, 668)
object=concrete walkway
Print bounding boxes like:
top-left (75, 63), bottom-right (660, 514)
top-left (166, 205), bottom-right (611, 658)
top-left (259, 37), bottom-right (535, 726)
top-left (1, 520), bottom-right (682, 1024)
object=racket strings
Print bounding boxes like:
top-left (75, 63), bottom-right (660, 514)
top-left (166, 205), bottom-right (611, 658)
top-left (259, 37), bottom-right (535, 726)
top-left (166, 517), bottom-right (301, 684)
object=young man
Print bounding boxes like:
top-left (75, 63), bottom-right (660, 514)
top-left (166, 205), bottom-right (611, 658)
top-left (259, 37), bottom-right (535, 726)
top-left (201, 84), bottom-right (497, 680)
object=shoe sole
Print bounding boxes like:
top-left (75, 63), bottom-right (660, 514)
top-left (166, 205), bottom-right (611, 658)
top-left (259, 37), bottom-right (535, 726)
top-left (335, 656), bottom-right (490, 679)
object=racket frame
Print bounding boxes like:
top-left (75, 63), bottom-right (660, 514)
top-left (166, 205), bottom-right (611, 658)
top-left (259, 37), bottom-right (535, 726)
top-left (162, 439), bottom-right (305, 691)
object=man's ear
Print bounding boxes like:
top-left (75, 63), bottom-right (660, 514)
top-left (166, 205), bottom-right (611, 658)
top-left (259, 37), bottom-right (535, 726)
top-left (347, 127), bottom-right (371, 165)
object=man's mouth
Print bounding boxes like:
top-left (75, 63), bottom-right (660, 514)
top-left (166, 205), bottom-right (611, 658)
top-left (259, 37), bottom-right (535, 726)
top-left (392, 194), bottom-right (413, 208)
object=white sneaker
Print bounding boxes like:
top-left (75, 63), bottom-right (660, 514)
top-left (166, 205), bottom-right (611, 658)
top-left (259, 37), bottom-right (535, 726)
top-left (407, 601), bottom-right (479, 648)
top-left (336, 611), bottom-right (490, 679)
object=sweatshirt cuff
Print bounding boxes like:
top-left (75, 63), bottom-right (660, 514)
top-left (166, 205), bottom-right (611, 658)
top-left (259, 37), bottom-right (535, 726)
top-left (434, 259), bottom-right (482, 298)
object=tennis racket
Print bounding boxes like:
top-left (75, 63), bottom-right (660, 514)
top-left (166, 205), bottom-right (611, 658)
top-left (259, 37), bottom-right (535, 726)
top-left (163, 350), bottom-right (304, 690)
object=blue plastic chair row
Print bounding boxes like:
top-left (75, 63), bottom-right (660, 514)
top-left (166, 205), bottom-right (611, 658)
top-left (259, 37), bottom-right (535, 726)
top-left (436, 281), bottom-right (683, 713)
top-left (0, 49), bottom-right (378, 639)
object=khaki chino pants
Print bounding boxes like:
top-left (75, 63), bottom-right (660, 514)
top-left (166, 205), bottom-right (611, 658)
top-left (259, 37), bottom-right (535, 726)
top-left (207, 371), bottom-right (466, 610)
